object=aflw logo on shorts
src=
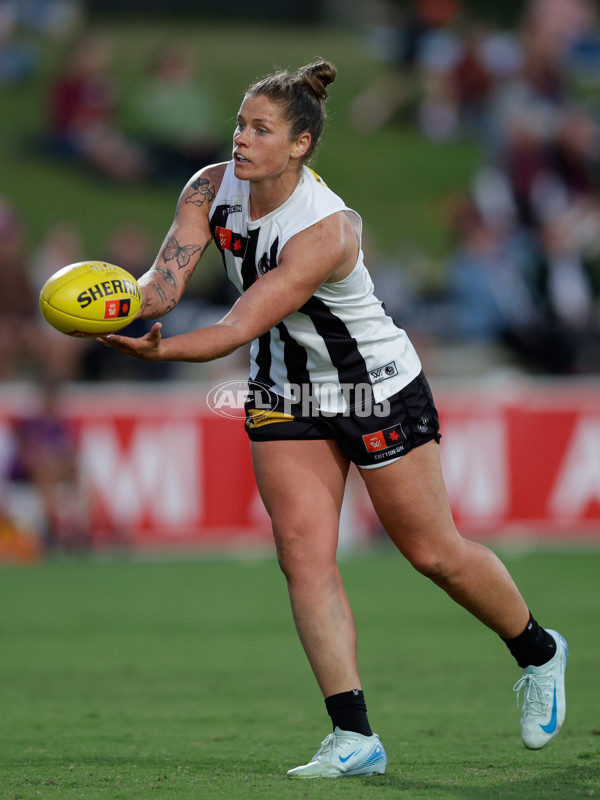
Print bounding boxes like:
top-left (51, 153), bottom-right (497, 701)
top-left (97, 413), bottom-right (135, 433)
top-left (363, 423), bottom-right (406, 452)
top-left (369, 361), bottom-right (398, 384)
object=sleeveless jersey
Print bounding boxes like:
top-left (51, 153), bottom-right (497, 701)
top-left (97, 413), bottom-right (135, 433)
top-left (208, 161), bottom-right (421, 413)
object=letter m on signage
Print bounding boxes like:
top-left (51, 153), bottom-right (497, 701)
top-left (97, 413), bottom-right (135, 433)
top-left (79, 420), bottom-right (201, 530)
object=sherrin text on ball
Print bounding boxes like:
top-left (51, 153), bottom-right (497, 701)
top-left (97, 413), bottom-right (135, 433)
top-left (39, 261), bottom-right (142, 336)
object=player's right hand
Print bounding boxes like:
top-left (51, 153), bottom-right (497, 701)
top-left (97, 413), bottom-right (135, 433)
top-left (98, 322), bottom-right (164, 361)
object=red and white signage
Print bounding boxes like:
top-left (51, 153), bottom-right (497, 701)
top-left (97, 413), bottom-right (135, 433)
top-left (0, 381), bottom-right (598, 549)
top-left (437, 383), bottom-right (600, 538)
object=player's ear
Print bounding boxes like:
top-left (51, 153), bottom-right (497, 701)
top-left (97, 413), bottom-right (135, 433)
top-left (291, 132), bottom-right (311, 161)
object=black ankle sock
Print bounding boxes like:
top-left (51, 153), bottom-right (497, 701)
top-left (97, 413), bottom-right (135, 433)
top-left (502, 613), bottom-right (557, 668)
top-left (324, 689), bottom-right (373, 737)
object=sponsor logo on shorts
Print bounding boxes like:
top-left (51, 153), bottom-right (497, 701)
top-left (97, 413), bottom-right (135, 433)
top-left (373, 444), bottom-right (405, 460)
top-left (362, 423), bottom-right (407, 453)
top-left (369, 361), bottom-right (398, 384)
top-left (104, 298), bottom-right (132, 319)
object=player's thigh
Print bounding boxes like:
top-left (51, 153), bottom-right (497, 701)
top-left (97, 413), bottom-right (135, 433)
top-left (251, 438), bottom-right (350, 561)
top-left (358, 440), bottom-right (461, 560)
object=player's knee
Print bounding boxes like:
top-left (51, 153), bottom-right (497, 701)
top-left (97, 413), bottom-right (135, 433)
top-left (406, 546), bottom-right (458, 584)
top-left (276, 545), bottom-right (320, 584)
top-left (273, 526), bottom-right (306, 577)
top-left (273, 524), bottom-right (335, 584)
top-left (275, 545), bottom-right (298, 581)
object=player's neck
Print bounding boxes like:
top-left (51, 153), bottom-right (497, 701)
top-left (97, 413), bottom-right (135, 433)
top-left (248, 168), bottom-right (302, 220)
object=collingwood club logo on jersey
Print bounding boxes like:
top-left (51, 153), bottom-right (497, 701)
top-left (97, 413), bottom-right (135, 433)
top-left (369, 361), bottom-right (398, 384)
top-left (258, 252), bottom-right (276, 275)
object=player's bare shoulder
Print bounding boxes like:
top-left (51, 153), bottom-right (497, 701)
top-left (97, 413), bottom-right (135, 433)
top-left (177, 162), bottom-right (228, 216)
top-left (281, 211), bottom-right (358, 284)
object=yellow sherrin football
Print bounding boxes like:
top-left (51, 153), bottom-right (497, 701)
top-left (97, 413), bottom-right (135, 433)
top-left (39, 261), bottom-right (142, 337)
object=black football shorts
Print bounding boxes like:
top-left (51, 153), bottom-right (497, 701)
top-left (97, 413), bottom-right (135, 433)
top-left (244, 371), bottom-right (441, 468)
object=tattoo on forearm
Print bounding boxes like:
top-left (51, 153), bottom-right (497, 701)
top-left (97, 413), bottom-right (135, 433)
top-left (153, 282), bottom-right (168, 304)
top-left (150, 265), bottom-right (177, 288)
top-left (148, 281), bottom-right (176, 317)
top-left (147, 302), bottom-right (175, 319)
top-left (162, 235), bottom-right (203, 269)
top-left (185, 177), bottom-right (215, 207)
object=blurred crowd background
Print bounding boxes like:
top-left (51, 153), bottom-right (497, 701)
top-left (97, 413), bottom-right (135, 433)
top-left (1, 0), bottom-right (600, 555)
top-left (2, 0), bottom-right (600, 384)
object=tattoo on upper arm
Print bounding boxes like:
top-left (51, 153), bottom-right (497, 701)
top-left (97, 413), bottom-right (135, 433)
top-left (185, 177), bottom-right (216, 207)
top-left (162, 235), bottom-right (203, 269)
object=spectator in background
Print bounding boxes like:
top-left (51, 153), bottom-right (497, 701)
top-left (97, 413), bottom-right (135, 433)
top-left (30, 219), bottom-right (82, 287)
top-left (444, 197), bottom-right (538, 340)
top-left (14, 0), bottom-right (82, 40)
top-left (498, 107), bottom-right (553, 228)
top-left (442, 196), bottom-right (579, 374)
top-left (551, 107), bottom-right (600, 200)
top-left (0, 4), bottom-right (37, 86)
top-left (125, 42), bottom-right (225, 182)
top-left (532, 214), bottom-right (600, 372)
top-left (46, 33), bottom-right (150, 183)
top-left (450, 23), bottom-right (494, 138)
top-left (349, 0), bottom-right (464, 136)
top-left (0, 200), bottom-right (94, 382)
top-left (400, 0), bottom-right (463, 68)
top-left (4, 378), bottom-right (88, 552)
top-left (520, 0), bottom-right (597, 68)
top-left (348, 0), bottom-right (600, 376)
top-left (0, 197), bottom-right (39, 379)
top-left (31, 219), bottom-right (93, 381)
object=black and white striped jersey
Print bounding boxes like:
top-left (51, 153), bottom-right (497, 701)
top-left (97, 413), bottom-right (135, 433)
top-left (209, 161), bottom-right (421, 413)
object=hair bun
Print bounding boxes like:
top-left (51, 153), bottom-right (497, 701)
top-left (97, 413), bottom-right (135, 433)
top-left (299, 60), bottom-right (337, 100)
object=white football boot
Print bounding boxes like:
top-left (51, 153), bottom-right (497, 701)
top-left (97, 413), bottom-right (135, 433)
top-left (287, 727), bottom-right (387, 778)
top-left (513, 629), bottom-right (568, 749)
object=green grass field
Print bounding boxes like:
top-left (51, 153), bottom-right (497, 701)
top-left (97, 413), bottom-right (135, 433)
top-left (1, 548), bottom-right (599, 799)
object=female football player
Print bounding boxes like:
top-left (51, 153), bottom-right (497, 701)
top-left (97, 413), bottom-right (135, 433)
top-left (101, 59), bottom-right (567, 778)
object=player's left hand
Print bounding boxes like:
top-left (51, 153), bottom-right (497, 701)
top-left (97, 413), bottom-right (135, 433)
top-left (98, 322), bottom-right (164, 361)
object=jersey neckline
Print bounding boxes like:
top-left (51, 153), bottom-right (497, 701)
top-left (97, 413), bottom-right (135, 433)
top-left (246, 170), bottom-right (307, 229)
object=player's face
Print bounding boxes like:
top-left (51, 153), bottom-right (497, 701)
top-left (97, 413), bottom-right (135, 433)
top-left (233, 94), bottom-right (309, 182)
